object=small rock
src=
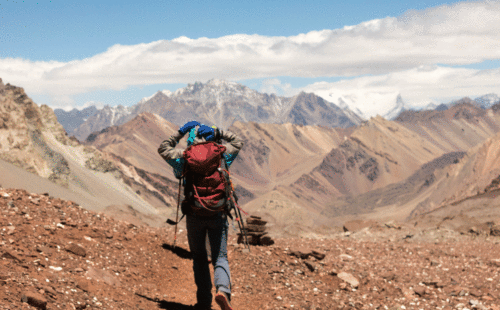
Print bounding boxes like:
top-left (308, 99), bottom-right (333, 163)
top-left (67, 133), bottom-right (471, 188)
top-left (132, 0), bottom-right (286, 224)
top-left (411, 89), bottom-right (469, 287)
top-left (310, 250), bottom-right (326, 261)
top-left (66, 243), bottom-right (87, 257)
top-left (6, 226), bottom-right (15, 235)
top-left (76, 279), bottom-right (92, 292)
top-left (304, 261), bottom-right (316, 272)
top-left (124, 231), bottom-right (135, 241)
top-left (1, 250), bottom-right (22, 262)
top-left (337, 272), bottom-right (359, 288)
top-left (423, 279), bottom-right (443, 288)
top-left (41, 285), bottom-right (56, 296)
top-left (289, 248), bottom-right (310, 259)
top-left (21, 292), bottom-right (47, 309)
top-left (260, 236), bottom-right (275, 246)
top-left (339, 254), bottom-right (353, 261)
top-left (36, 245), bottom-right (53, 255)
top-left (490, 259), bottom-right (500, 267)
top-left (490, 225), bottom-right (500, 236)
top-left (380, 272), bottom-right (396, 281)
top-left (247, 217), bottom-right (267, 225)
top-left (413, 286), bottom-right (427, 296)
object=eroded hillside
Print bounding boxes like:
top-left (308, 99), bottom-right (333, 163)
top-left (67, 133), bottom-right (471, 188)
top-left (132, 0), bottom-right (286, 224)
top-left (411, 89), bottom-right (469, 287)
top-left (0, 79), bottom-right (178, 225)
top-left (284, 104), bottom-right (500, 218)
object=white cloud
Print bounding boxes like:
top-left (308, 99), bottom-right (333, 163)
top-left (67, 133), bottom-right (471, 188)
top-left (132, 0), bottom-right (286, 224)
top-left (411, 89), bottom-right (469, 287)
top-left (302, 65), bottom-right (500, 118)
top-left (53, 101), bottom-right (106, 112)
top-left (260, 78), bottom-right (292, 96)
top-left (0, 1), bottom-right (499, 107)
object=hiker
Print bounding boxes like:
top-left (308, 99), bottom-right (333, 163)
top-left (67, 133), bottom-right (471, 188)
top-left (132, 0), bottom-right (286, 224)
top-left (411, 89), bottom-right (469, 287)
top-left (158, 121), bottom-right (244, 310)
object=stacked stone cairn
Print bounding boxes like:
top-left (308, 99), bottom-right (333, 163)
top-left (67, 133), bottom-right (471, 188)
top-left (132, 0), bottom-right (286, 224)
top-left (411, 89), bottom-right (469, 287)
top-left (237, 215), bottom-right (274, 246)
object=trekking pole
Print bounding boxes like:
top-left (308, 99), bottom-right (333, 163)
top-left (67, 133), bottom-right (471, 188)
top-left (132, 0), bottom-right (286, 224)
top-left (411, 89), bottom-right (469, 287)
top-left (230, 194), bottom-right (250, 251)
top-left (235, 202), bottom-right (250, 251)
top-left (173, 177), bottom-right (182, 248)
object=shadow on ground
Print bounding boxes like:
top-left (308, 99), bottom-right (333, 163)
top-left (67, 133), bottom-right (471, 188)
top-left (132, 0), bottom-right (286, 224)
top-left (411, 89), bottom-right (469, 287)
top-left (136, 293), bottom-right (196, 309)
top-left (162, 243), bottom-right (193, 260)
top-left (158, 300), bottom-right (197, 310)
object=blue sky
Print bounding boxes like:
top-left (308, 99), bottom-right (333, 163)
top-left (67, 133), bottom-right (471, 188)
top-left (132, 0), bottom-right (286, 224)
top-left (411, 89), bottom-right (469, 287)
top-left (2, 0), bottom-right (453, 61)
top-left (1, 0), bottom-right (500, 117)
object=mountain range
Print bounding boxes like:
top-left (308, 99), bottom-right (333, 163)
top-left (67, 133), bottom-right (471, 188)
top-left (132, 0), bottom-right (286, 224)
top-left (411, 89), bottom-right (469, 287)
top-left (56, 79), bottom-right (362, 141)
top-left (4, 76), bottom-right (500, 238)
top-left (80, 95), bottom-right (500, 236)
top-left (2, 78), bottom-right (500, 309)
top-left (55, 79), bottom-right (500, 143)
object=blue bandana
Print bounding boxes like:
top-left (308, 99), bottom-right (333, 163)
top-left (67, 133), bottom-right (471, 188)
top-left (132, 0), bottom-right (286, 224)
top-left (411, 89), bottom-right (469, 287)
top-left (187, 127), bottom-right (197, 146)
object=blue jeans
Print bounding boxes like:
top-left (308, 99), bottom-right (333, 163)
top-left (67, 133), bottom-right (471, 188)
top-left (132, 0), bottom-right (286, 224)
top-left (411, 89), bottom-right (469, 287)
top-left (186, 212), bottom-right (231, 306)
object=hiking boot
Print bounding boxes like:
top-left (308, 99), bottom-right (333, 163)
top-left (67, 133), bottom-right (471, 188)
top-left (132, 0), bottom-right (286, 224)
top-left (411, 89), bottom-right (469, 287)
top-left (215, 291), bottom-right (233, 310)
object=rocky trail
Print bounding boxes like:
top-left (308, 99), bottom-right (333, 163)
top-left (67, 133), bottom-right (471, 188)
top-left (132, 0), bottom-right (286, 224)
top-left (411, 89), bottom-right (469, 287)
top-left (1, 187), bottom-right (500, 309)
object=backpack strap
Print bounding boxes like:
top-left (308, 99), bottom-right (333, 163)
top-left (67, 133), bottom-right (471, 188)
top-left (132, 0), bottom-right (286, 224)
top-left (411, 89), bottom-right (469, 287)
top-left (192, 183), bottom-right (227, 212)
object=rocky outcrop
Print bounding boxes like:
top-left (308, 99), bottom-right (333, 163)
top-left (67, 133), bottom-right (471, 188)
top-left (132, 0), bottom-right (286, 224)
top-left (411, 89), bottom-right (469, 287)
top-left (237, 215), bottom-right (274, 246)
top-left (0, 79), bottom-right (75, 185)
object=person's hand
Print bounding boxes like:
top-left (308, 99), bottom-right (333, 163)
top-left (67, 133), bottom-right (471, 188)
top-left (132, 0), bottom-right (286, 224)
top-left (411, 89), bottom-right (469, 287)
top-left (178, 121), bottom-right (200, 135)
top-left (198, 125), bottom-right (217, 141)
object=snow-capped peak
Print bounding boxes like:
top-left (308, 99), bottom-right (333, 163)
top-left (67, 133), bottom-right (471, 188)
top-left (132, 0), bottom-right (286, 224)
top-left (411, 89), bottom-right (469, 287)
top-left (100, 105), bottom-right (132, 126)
top-left (310, 89), bottom-right (405, 120)
top-left (139, 93), bottom-right (156, 104)
top-left (161, 90), bottom-right (172, 97)
top-left (168, 79), bottom-right (260, 106)
top-left (206, 78), bottom-right (237, 87)
top-left (474, 93), bottom-right (500, 109)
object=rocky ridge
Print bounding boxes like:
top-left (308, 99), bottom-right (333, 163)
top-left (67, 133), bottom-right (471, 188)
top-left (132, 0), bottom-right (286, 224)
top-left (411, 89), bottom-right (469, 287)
top-left (0, 78), bottom-right (78, 187)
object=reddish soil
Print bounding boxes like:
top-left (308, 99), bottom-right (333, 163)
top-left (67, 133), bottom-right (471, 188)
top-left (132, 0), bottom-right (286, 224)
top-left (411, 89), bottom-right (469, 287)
top-left (1, 188), bottom-right (500, 310)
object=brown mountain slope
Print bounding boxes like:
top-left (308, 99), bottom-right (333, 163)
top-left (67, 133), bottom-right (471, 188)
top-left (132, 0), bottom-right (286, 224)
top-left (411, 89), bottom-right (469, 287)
top-left (287, 116), bottom-right (450, 210)
top-left (85, 115), bottom-right (349, 196)
top-left (397, 101), bottom-right (500, 152)
top-left (308, 119), bottom-right (500, 229)
top-left (86, 112), bottom-right (180, 181)
top-left (238, 103), bottom-right (500, 233)
top-left (288, 103), bottom-right (500, 211)
top-left (407, 129), bottom-right (500, 219)
top-left (317, 151), bottom-right (467, 225)
top-left (227, 122), bottom-right (348, 194)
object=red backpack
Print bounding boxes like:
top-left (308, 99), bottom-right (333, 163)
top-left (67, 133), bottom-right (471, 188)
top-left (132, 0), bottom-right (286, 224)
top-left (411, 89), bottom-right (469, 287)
top-left (183, 141), bottom-right (229, 216)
